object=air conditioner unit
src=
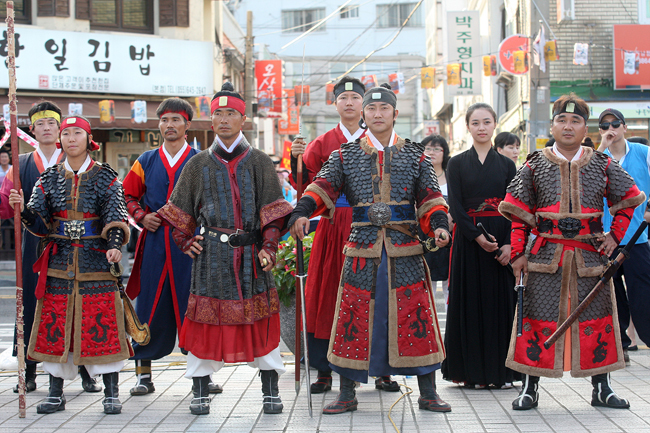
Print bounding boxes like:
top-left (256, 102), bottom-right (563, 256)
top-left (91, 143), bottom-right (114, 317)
top-left (496, 72), bottom-right (514, 90)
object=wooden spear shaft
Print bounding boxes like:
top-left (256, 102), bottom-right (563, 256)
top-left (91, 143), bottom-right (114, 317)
top-left (5, 1), bottom-right (26, 418)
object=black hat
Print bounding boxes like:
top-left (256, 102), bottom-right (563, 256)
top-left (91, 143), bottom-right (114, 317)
top-left (333, 77), bottom-right (365, 99)
top-left (362, 83), bottom-right (397, 109)
top-left (552, 98), bottom-right (589, 122)
top-left (599, 108), bottom-right (625, 124)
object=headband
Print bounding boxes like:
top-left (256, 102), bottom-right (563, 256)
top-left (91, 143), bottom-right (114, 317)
top-left (31, 110), bottom-right (61, 124)
top-left (59, 117), bottom-right (99, 151)
top-left (334, 80), bottom-right (365, 99)
top-left (552, 101), bottom-right (589, 122)
top-left (210, 95), bottom-right (246, 116)
top-left (362, 85), bottom-right (397, 109)
top-left (160, 110), bottom-right (190, 122)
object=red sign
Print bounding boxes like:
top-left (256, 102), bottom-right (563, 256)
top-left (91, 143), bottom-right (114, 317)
top-left (280, 140), bottom-right (292, 170)
top-left (255, 60), bottom-right (283, 113)
top-left (278, 89), bottom-right (300, 135)
top-left (498, 34), bottom-right (529, 75)
top-left (613, 25), bottom-right (650, 90)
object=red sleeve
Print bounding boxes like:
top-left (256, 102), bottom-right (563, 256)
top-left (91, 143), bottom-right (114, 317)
top-left (304, 191), bottom-right (328, 218)
top-left (0, 166), bottom-right (15, 220)
top-left (122, 160), bottom-right (147, 223)
top-left (420, 205), bottom-right (448, 237)
top-left (510, 220), bottom-right (531, 261)
top-left (609, 184), bottom-right (642, 243)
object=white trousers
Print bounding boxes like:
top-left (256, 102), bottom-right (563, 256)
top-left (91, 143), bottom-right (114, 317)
top-left (43, 353), bottom-right (125, 381)
top-left (185, 346), bottom-right (286, 379)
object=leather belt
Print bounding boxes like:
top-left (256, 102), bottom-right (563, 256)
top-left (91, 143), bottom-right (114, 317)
top-left (56, 220), bottom-right (99, 240)
top-left (200, 226), bottom-right (261, 248)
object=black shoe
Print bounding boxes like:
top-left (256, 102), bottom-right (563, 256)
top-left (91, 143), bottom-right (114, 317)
top-left (190, 376), bottom-right (211, 415)
top-left (512, 375), bottom-right (539, 410)
top-left (261, 370), bottom-right (283, 414)
top-left (311, 372), bottom-right (333, 394)
top-left (14, 363), bottom-right (37, 393)
top-left (102, 372), bottom-right (122, 414)
top-left (208, 381), bottom-right (223, 394)
top-left (417, 372), bottom-right (451, 412)
top-left (375, 376), bottom-right (400, 392)
top-left (130, 360), bottom-right (155, 396)
top-left (628, 345), bottom-right (638, 351)
top-left (79, 365), bottom-right (102, 393)
top-left (37, 375), bottom-right (66, 414)
top-left (323, 375), bottom-right (358, 414)
top-left (591, 373), bottom-right (630, 409)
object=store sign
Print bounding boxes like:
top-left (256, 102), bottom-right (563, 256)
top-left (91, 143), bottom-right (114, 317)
top-left (613, 25), bottom-right (650, 90)
top-left (255, 60), bottom-right (283, 114)
top-left (499, 35), bottom-right (529, 75)
top-left (447, 10), bottom-right (481, 96)
top-left (423, 120), bottom-right (440, 136)
top-left (0, 27), bottom-right (213, 96)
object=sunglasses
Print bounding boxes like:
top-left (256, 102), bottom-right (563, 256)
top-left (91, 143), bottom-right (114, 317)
top-left (599, 120), bottom-right (623, 130)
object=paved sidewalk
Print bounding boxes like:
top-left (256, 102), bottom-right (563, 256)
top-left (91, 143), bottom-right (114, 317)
top-left (0, 346), bottom-right (648, 433)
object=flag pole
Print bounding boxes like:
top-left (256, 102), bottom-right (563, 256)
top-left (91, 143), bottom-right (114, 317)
top-left (5, 0), bottom-right (26, 418)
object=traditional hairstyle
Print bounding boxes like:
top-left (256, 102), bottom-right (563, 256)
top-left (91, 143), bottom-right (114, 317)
top-left (362, 83), bottom-right (397, 109)
top-left (334, 76), bottom-right (365, 99)
top-left (28, 100), bottom-right (62, 125)
top-left (422, 134), bottom-right (450, 170)
top-left (552, 93), bottom-right (589, 122)
top-left (494, 132), bottom-right (521, 150)
top-left (211, 82), bottom-right (245, 116)
top-left (156, 97), bottom-right (194, 122)
top-left (465, 102), bottom-right (497, 125)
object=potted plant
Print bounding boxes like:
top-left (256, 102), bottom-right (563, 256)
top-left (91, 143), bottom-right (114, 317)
top-left (272, 232), bottom-right (315, 352)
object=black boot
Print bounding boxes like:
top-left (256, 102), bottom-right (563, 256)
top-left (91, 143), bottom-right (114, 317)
top-left (512, 375), bottom-right (539, 410)
top-left (102, 372), bottom-right (122, 414)
top-left (36, 375), bottom-right (66, 414)
top-left (375, 375), bottom-right (400, 392)
top-left (190, 376), bottom-right (211, 415)
top-left (260, 370), bottom-right (283, 414)
top-left (311, 370), bottom-right (333, 394)
top-left (323, 375), bottom-right (358, 414)
top-left (130, 360), bottom-right (155, 395)
top-left (14, 363), bottom-right (37, 393)
top-left (208, 374), bottom-right (223, 394)
top-left (417, 372), bottom-right (451, 412)
top-left (591, 373), bottom-right (630, 409)
top-left (79, 365), bottom-right (102, 393)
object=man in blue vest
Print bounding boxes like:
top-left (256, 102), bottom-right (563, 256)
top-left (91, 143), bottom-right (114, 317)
top-left (598, 108), bottom-right (650, 362)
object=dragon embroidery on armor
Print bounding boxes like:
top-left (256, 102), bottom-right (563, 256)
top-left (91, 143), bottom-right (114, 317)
top-left (342, 310), bottom-right (359, 342)
top-left (90, 313), bottom-right (110, 343)
top-left (45, 312), bottom-right (62, 343)
top-left (526, 331), bottom-right (542, 362)
top-left (593, 333), bottom-right (608, 363)
top-left (408, 306), bottom-right (429, 338)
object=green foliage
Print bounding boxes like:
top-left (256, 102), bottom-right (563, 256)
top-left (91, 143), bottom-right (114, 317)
top-left (272, 232), bottom-right (315, 307)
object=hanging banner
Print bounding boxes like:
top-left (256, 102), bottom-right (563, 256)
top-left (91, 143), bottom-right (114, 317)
top-left (447, 64), bottom-right (461, 85)
top-left (532, 25), bottom-right (546, 72)
top-left (195, 96), bottom-right (210, 118)
top-left (447, 10), bottom-right (481, 96)
top-left (361, 75), bottom-right (378, 91)
top-left (573, 43), bottom-right (589, 65)
top-left (68, 103), bottom-right (83, 116)
top-left (98, 100), bottom-right (115, 123)
top-left (326, 83), bottom-right (335, 105)
top-left (482, 56), bottom-right (497, 76)
top-left (544, 40), bottom-right (559, 62)
top-left (513, 50), bottom-right (527, 73)
top-left (421, 67), bottom-right (435, 88)
top-left (293, 85), bottom-right (310, 106)
top-left (388, 72), bottom-right (405, 94)
top-left (280, 140), bottom-right (292, 170)
top-left (131, 100), bottom-right (147, 124)
top-left (498, 34), bottom-right (529, 75)
top-left (613, 25), bottom-right (650, 90)
top-left (278, 89), bottom-right (300, 135)
top-left (255, 59), bottom-right (283, 113)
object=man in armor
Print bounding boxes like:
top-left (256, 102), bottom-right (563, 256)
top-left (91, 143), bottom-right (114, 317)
top-left (499, 94), bottom-right (645, 410)
top-left (0, 101), bottom-right (101, 394)
top-left (9, 115), bottom-right (132, 414)
top-left (158, 83), bottom-right (293, 416)
top-left (289, 83), bottom-right (452, 414)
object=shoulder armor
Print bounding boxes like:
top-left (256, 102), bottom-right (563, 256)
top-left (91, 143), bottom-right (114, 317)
top-left (96, 162), bottom-right (119, 180)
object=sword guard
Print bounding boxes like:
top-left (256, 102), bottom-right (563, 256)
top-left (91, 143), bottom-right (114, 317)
top-left (514, 284), bottom-right (525, 293)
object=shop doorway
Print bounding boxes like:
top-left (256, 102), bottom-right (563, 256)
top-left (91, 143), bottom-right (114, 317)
top-left (105, 141), bottom-right (150, 181)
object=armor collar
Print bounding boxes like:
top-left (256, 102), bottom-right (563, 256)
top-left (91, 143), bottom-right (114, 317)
top-left (211, 134), bottom-right (250, 161)
top-left (543, 145), bottom-right (593, 169)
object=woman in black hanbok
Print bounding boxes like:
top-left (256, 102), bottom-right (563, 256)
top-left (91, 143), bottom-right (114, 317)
top-left (441, 103), bottom-right (519, 389)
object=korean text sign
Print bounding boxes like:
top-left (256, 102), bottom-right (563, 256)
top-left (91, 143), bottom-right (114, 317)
top-left (255, 60), bottom-right (283, 114)
top-left (613, 25), bottom-right (650, 90)
top-left (0, 27), bottom-right (213, 96)
top-left (447, 11), bottom-right (481, 96)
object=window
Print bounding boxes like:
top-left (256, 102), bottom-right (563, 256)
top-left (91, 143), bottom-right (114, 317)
top-left (640, 0), bottom-right (650, 24)
top-left (377, 3), bottom-right (422, 28)
top-left (340, 4), bottom-right (359, 19)
top-left (88, 0), bottom-right (153, 33)
top-left (556, 0), bottom-right (574, 23)
top-left (0, 0), bottom-right (31, 24)
top-left (282, 8), bottom-right (326, 33)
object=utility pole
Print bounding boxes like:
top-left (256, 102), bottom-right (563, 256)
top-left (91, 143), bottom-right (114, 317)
top-left (527, 1), bottom-right (551, 154)
top-left (244, 10), bottom-right (255, 144)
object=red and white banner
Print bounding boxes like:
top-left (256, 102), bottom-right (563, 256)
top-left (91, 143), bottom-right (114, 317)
top-left (255, 60), bottom-right (283, 114)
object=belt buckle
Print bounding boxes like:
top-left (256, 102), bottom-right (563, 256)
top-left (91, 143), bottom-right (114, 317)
top-left (64, 220), bottom-right (85, 241)
top-left (557, 217), bottom-right (582, 239)
top-left (367, 202), bottom-right (392, 226)
top-left (227, 229), bottom-right (243, 248)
